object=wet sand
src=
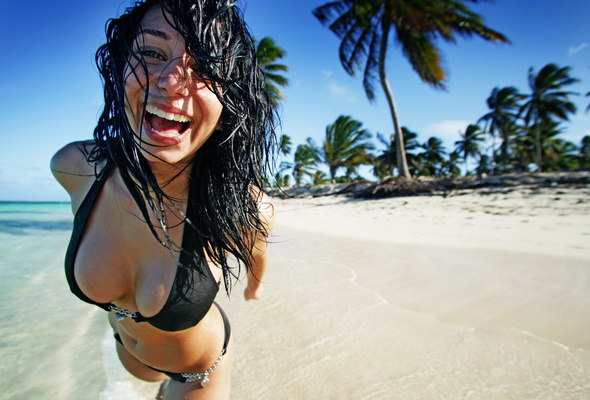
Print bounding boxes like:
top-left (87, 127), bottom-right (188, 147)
top-left (131, 185), bottom-right (590, 399)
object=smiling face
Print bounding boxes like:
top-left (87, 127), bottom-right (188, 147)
top-left (123, 6), bottom-right (223, 170)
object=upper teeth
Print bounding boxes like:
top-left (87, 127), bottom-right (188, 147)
top-left (146, 104), bottom-right (191, 123)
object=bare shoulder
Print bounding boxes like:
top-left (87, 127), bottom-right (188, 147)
top-left (50, 140), bottom-right (98, 197)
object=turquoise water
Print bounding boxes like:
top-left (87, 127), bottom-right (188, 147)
top-left (0, 202), bottom-right (146, 400)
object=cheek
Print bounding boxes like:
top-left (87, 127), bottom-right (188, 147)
top-left (123, 62), bottom-right (150, 98)
top-left (209, 100), bottom-right (224, 124)
top-left (200, 92), bottom-right (224, 123)
top-left (122, 65), bottom-right (150, 125)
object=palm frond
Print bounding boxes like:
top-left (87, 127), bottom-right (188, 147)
top-left (362, 27), bottom-right (381, 100)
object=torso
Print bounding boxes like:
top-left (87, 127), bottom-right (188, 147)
top-left (61, 146), bottom-right (225, 372)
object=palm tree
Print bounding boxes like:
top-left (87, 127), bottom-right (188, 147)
top-left (543, 137), bottom-right (578, 172)
top-left (255, 37), bottom-right (290, 106)
top-left (307, 115), bottom-right (374, 183)
top-left (313, 0), bottom-right (509, 179)
top-left (580, 135), bottom-right (590, 168)
top-left (528, 119), bottom-right (578, 172)
top-left (511, 130), bottom-right (535, 171)
top-left (373, 132), bottom-right (397, 179)
top-left (454, 124), bottom-right (484, 175)
top-left (311, 170), bottom-right (330, 185)
top-left (279, 134), bottom-right (292, 157)
top-left (520, 63), bottom-right (579, 171)
top-left (475, 153), bottom-right (492, 176)
top-left (269, 134), bottom-right (293, 187)
top-left (372, 127), bottom-right (422, 179)
top-left (478, 86), bottom-right (525, 172)
top-left (444, 151), bottom-right (462, 177)
top-left (418, 136), bottom-right (447, 177)
top-left (273, 169), bottom-right (291, 188)
top-left (292, 144), bottom-right (318, 186)
top-left (399, 127), bottom-right (421, 175)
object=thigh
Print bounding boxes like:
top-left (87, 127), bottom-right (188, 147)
top-left (163, 335), bottom-right (234, 400)
top-left (115, 340), bottom-right (169, 382)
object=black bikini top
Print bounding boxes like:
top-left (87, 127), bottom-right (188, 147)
top-left (64, 160), bottom-right (219, 332)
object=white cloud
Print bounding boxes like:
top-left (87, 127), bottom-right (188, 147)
top-left (424, 120), bottom-right (470, 144)
top-left (568, 43), bottom-right (588, 56)
top-left (329, 80), bottom-right (347, 95)
top-left (321, 70), bottom-right (358, 103)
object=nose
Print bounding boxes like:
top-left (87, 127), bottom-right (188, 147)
top-left (156, 57), bottom-right (189, 97)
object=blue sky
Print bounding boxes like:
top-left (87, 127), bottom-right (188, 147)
top-left (1, 0), bottom-right (588, 201)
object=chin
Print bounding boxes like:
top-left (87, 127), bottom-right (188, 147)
top-left (141, 149), bottom-right (188, 167)
top-left (139, 141), bottom-right (201, 170)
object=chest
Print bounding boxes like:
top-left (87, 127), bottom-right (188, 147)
top-left (73, 183), bottom-right (187, 317)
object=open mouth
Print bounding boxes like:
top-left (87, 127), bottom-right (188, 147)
top-left (145, 104), bottom-right (192, 137)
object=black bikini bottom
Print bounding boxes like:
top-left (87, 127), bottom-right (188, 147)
top-left (114, 302), bottom-right (231, 383)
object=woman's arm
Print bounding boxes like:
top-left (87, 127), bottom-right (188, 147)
top-left (244, 191), bottom-right (275, 301)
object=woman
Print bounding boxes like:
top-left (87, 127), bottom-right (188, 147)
top-left (51, 0), bottom-right (276, 398)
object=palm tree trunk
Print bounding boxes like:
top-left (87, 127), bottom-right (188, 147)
top-left (490, 130), bottom-right (496, 175)
top-left (379, 20), bottom-right (411, 179)
top-left (534, 110), bottom-right (542, 172)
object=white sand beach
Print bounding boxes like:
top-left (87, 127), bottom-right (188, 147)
top-left (129, 183), bottom-right (590, 399)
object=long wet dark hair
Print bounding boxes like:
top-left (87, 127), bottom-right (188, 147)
top-left (88, 0), bottom-right (277, 295)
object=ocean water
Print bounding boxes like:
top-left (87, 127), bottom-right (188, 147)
top-left (0, 202), bottom-right (147, 400)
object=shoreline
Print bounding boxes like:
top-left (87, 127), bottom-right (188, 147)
top-left (118, 182), bottom-right (590, 398)
top-left (269, 182), bottom-right (590, 352)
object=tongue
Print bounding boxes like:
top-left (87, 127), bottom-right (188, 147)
top-left (149, 115), bottom-right (184, 134)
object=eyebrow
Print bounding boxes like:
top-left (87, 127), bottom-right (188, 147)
top-left (138, 28), bottom-right (170, 41)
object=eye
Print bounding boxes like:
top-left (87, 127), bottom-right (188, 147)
top-left (140, 49), bottom-right (166, 62)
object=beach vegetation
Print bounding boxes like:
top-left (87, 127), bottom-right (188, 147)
top-left (273, 169), bottom-right (291, 188)
top-left (475, 153), bottom-right (492, 176)
top-left (313, 0), bottom-right (509, 180)
top-left (257, 37), bottom-right (290, 188)
top-left (279, 134), bottom-right (293, 157)
top-left (306, 115), bottom-right (374, 183)
top-left (255, 37), bottom-right (290, 107)
top-left (277, 68), bottom-right (587, 186)
top-left (479, 86), bottom-right (526, 173)
top-left (401, 128), bottom-right (423, 176)
top-left (416, 137), bottom-right (447, 177)
top-left (373, 127), bottom-right (420, 179)
top-left (443, 151), bottom-right (462, 177)
top-left (372, 133), bottom-right (396, 180)
top-left (520, 63), bottom-right (579, 172)
top-left (530, 120), bottom-right (579, 172)
top-left (253, 37), bottom-right (292, 187)
top-left (291, 143), bottom-right (320, 186)
top-left (269, 135), bottom-right (294, 187)
top-left (579, 136), bottom-right (590, 169)
top-left (267, 28), bottom-right (586, 188)
top-left (312, 170), bottom-right (330, 185)
top-left (454, 124), bottom-right (484, 175)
